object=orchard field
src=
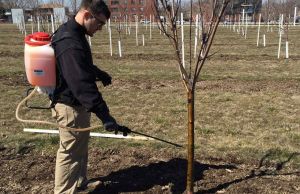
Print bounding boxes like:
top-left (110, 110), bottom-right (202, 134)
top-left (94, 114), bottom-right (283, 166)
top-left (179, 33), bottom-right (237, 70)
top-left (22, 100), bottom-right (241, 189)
top-left (0, 23), bottom-right (299, 193)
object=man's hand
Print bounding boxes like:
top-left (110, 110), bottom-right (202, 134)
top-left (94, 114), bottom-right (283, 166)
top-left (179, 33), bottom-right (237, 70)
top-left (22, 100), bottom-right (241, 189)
top-left (92, 65), bottom-right (112, 87)
top-left (94, 103), bottom-right (130, 136)
top-left (103, 121), bottom-right (118, 133)
top-left (117, 126), bottom-right (131, 136)
top-left (100, 71), bottom-right (112, 87)
top-left (104, 122), bottom-right (131, 136)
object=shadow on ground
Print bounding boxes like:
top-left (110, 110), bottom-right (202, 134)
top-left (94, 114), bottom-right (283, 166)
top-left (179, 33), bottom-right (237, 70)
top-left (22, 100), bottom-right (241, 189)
top-left (88, 158), bottom-right (237, 194)
top-left (197, 151), bottom-right (300, 194)
top-left (88, 151), bottom-right (300, 194)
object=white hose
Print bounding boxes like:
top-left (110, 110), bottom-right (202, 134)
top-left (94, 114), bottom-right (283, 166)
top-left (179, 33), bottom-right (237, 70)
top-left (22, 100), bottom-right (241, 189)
top-left (23, 128), bottom-right (154, 140)
top-left (16, 86), bottom-right (103, 132)
top-left (16, 87), bottom-right (156, 141)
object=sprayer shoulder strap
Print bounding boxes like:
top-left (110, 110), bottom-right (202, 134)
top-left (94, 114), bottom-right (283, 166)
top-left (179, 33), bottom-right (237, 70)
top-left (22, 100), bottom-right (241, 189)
top-left (49, 31), bottom-right (81, 107)
top-left (51, 31), bottom-right (80, 46)
top-left (51, 31), bottom-right (84, 59)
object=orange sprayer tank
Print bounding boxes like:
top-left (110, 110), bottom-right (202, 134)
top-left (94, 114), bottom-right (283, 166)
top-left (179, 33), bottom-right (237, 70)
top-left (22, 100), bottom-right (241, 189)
top-left (24, 32), bottom-right (55, 87)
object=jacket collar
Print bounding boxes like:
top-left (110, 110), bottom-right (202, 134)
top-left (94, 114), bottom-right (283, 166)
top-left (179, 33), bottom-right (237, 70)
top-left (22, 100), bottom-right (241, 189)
top-left (68, 17), bottom-right (87, 36)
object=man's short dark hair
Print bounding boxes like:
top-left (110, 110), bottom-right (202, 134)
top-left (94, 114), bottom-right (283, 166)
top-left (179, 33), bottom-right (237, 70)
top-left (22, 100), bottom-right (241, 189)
top-left (80, 0), bottom-right (111, 19)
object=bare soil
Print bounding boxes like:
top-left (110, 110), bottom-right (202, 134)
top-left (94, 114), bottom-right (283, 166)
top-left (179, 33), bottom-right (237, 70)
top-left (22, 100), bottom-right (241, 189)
top-left (0, 73), bottom-right (29, 87)
top-left (0, 50), bottom-right (23, 58)
top-left (1, 145), bottom-right (299, 194)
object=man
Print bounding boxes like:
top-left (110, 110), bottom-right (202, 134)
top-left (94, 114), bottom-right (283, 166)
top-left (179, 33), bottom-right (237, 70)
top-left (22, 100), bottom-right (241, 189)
top-left (51, 0), bottom-right (129, 193)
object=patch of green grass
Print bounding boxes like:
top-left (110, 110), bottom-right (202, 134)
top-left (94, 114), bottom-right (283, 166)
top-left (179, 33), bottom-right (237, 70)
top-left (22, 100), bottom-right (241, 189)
top-left (288, 133), bottom-right (300, 145)
top-left (199, 127), bottom-right (215, 135)
top-left (226, 128), bottom-right (240, 136)
top-left (267, 106), bottom-right (277, 112)
top-left (170, 108), bottom-right (186, 114)
top-left (126, 141), bottom-right (143, 147)
top-left (26, 135), bottom-right (59, 148)
top-left (154, 116), bottom-right (166, 124)
top-left (1, 134), bottom-right (59, 154)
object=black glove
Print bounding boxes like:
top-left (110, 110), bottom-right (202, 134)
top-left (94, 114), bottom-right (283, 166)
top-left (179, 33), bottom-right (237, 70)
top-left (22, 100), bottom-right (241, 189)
top-left (95, 102), bottom-right (116, 127)
top-left (99, 71), bottom-right (112, 87)
top-left (93, 68), bottom-right (112, 87)
top-left (117, 125), bottom-right (131, 136)
top-left (94, 103), bottom-right (130, 136)
top-left (103, 120), bottom-right (118, 133)
top-left (104, 123), bottom-right (131, 137)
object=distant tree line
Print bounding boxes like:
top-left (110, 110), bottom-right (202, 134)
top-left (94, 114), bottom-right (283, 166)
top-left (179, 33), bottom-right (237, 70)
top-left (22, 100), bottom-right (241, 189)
top-left (0, 0), bottom-right (80, 19)
top-left (261, 0), bottom-right (299, 23)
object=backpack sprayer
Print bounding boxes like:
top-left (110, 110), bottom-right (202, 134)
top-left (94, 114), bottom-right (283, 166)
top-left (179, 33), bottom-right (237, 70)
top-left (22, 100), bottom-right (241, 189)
top-left (16, 32), bottom-right (182, 146)
top-left (16, 32), bottom-right (102, 132)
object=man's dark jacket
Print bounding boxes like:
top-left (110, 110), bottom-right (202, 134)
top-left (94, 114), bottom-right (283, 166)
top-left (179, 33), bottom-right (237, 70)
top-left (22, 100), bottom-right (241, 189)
top-left (51, 18), bottom-right (109, 117)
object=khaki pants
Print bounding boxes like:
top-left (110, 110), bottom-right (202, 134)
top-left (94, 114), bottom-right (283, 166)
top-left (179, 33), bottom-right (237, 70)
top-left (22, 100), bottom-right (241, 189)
top-left (52, 103), bottom-right (91, 194)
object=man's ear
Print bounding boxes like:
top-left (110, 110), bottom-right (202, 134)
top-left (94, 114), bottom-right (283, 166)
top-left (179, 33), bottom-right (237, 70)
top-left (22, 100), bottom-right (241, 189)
top-left (82, 10), bottom-right (92, 20)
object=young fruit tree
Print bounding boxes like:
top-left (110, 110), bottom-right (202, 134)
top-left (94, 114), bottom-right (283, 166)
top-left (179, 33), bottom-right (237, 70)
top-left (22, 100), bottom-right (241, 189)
top-left (154, 0), bottom-right (230, 193)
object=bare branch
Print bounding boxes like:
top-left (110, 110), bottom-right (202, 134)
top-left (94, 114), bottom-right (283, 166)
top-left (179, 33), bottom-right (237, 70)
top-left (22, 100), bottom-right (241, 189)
top-left (194, 0), bottom-right (230, 86)
top-left (154, 0), bottom-right (190, 90)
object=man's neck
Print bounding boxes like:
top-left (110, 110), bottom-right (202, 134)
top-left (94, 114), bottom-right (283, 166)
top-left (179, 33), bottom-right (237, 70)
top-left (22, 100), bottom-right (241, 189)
top-left (75, 10), bottom-right (85, 26)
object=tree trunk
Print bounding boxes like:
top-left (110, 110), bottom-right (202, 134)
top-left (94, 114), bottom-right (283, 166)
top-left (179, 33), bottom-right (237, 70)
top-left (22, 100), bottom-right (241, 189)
top-left (186, 89), bottom-right (195, 194)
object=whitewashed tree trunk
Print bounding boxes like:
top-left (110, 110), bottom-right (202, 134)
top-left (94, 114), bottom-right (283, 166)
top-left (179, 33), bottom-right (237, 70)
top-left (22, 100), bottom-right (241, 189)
top-left (108, 19), bottom-right (112, 56)
top-left (142, 34), bottom-right (145, 46)
top-left (51, 14), bottom-right (55, 33)
top-left (37, 16), bottom-right (40, 32)
top-left (294, 7), bottom-right (297, 26)
top-left (181, 12), bottom-right (185, 68)
top-left (136, 16), bottom-right (138, 46)
top-left (150, 15), bottom-right (152, 40)
top-left (31, 15), bottom-right (34, 34)
top-left (194, 14), bottom-right (198, 58)
top-left (278, 30), bottom-right (282, 59)
top-left (257, 14), bottom-right (261, 46)
top-left (285, 41), bottom-right (289, 59)
top-left (118, 40), bottom-right (122, 57)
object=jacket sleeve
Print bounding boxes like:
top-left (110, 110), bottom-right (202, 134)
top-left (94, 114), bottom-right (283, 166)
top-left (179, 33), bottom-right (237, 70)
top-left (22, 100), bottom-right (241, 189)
top-left (56, 46), bottom-right (107, 114)
top-left (91, 65), bottom-right (107, 81)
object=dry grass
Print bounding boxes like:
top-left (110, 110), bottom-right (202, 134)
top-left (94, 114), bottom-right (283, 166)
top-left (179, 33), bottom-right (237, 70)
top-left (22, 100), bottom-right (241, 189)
top-left (0, 23), bottom-right (299, 169)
